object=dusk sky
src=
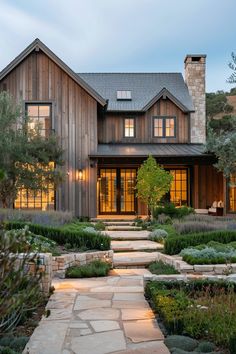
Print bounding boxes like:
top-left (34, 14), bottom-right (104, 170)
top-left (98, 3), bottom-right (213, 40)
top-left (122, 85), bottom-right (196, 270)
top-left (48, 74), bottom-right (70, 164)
top-left (0, 0), bottom-right (235, 92)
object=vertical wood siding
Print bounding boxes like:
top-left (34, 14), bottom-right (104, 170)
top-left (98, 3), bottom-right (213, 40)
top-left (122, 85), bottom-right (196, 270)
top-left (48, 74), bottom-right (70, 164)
top-left (0, 50), bottom-right (98, 217)
top-left (98, 98), bottom-right (189, 143)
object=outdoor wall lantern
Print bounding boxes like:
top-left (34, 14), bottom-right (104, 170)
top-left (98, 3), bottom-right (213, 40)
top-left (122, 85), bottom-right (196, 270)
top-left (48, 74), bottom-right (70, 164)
top-left (78, 169), bottom-right (83, 181)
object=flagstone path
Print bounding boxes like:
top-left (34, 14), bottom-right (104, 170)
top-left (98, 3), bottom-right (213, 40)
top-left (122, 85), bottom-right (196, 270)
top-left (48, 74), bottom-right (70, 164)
top-left (24, 269), bottom-right (169, 354)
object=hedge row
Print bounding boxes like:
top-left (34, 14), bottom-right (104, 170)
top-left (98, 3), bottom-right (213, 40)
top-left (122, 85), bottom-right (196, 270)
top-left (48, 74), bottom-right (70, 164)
top-left (164, 230), bottom-right (236, 255)
top-left (5, 221), bottom-right (111, 251)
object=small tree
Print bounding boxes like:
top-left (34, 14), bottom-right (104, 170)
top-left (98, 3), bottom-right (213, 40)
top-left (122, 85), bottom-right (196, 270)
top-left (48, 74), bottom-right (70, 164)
top-left (0, 92), bottom-right (64, 207)
top-left (136, 155), bottom-right (173, 218)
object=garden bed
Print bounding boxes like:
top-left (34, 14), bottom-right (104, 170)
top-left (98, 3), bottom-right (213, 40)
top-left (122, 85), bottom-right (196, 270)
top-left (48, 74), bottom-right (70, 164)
top-left (145, 279), bottom-right (236, 352)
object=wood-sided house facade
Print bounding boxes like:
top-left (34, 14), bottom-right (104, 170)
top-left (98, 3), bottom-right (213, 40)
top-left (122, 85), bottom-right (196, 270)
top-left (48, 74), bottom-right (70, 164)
top-left (0, 39), bottom-right (234, 216)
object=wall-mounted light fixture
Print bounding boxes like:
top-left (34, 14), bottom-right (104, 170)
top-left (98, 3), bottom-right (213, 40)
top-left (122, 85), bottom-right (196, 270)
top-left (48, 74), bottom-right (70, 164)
top-left (78, 169), bottom-right (83, 181)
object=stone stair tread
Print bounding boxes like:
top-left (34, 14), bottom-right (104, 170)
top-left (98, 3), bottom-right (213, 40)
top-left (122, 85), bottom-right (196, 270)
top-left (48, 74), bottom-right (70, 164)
top-left (104, 222), bottom-right (135, 226)
top-left (103, 231), bottom-right (149, 240)
top-left (107, 226), bottom-right (142, 231)
top-left (114, 251), bottom-right (159, 267)
top-left (111, 240), bottom-right (163, 252)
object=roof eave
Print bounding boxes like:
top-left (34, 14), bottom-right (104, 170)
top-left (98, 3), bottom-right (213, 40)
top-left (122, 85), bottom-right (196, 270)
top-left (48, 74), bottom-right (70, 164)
top-left (0, 38), bottom-right (107, 106)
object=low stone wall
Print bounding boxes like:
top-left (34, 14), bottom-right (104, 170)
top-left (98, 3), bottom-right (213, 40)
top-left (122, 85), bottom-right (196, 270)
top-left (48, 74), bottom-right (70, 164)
top-left (157, 252), bottom-right (236, 275)
top-left (16, 253), bottom-right (53, 295)
top-left (52, 250), bottom-right (114, 278)
top-left (143, 273), bottom-right (236, 288)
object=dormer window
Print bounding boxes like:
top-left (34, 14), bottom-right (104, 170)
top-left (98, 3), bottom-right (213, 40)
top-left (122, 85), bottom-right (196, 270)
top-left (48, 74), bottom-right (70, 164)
top-left (117, 90), bottom-right (132, 100)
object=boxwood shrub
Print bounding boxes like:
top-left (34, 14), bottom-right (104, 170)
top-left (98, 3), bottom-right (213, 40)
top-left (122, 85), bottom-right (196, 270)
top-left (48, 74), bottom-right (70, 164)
top-left (164, 230), bottom-right (236, 255)
top-left (5, 221), bottom-right (110, 251)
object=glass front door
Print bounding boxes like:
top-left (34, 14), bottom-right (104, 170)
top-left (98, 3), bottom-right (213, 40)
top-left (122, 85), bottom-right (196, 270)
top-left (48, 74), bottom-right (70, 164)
top-left (99, 168), bottom-right (136, 214)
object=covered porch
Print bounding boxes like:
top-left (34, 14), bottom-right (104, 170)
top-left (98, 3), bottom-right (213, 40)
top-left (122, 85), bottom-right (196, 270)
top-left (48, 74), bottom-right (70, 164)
top-left (89, 143), bottom-right (226, 217)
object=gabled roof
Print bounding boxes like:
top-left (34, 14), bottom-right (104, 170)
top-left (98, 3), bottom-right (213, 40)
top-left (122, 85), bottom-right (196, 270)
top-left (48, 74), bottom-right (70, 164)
top-left (90, 143), bottom-right (207, 158)
top-left (79, 72), bottom-right (195, 112)
top-left (0, 39), bottom-right (106, 106)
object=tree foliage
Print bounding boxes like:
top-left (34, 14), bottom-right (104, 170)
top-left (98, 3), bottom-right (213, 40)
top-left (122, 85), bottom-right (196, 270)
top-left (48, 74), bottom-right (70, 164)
top-left (136, 155), bottom-right (173, 216)
top-left (0, 92), bottom-right (64, 207)
top-left (206, 91), bottom-right (233, 119)
top-left (228, 52), bottom-right (236, 84)
top-left (206, 117), bottom-right (236, 177)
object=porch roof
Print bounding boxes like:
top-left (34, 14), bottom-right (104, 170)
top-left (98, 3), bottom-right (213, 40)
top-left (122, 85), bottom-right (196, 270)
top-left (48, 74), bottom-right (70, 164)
top-left (90, 143), bottom-right (211, 158)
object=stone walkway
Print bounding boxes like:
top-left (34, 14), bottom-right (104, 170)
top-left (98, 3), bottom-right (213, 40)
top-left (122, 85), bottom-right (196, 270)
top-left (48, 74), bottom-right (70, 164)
top-left (24, 269), bottom-right (169, 354)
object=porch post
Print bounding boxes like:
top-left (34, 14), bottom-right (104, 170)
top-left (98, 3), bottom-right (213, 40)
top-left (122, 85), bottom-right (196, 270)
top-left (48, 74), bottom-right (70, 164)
top-left (193, 165), bottom-right (199, 209)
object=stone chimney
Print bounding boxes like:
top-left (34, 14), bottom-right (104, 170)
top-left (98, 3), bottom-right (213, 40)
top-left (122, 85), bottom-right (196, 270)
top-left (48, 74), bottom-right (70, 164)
top-left (184, 55), bottom-right (206, 144)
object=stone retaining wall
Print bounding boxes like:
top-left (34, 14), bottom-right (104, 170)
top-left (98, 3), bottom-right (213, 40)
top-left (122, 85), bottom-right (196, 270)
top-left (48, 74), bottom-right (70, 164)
top-left (52, 250), bottom-right (114, 278)
top-left (157, 252), bottom-right (236, 275)
top-left (16, 253), bottom-right (53, 295)
top-left (143, 273), bottom-right (236, 288)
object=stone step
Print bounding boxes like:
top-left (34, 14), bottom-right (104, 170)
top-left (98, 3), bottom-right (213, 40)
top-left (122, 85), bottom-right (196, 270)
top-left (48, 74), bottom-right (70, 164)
top-left (106, 226), bottom-right (142, 231)
top-left (114, 251), bottom-right (159, 268)
top-left (91, 218), bottom-right (136, 222)
top-left (103, 230), bottom-right (149, 240)
top-left (111, 240), bottom-right (163, 252)
top-left (104, 221), bottom-right (135, 226)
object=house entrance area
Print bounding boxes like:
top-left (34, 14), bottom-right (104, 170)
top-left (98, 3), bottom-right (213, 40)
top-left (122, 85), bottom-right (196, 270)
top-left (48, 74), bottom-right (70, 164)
top-left (98, 168), bottom-right (137, 214)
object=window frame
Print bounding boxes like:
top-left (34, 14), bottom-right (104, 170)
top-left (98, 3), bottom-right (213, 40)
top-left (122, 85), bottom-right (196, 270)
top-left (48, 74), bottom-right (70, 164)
top-left (153, 116), bottom-right (176, 138)
top-left (123, 117), bottom-right (136, 138)
top-left (25, 101), bottom-right (54, 136)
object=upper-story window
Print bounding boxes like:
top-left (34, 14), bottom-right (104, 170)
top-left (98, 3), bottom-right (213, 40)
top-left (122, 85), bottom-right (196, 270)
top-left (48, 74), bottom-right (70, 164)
top-left (153, 116), bottom-right (176, 138)
top-left (124, 118), bottom-right (135, 137)
top-left (26, 104), bottom-right (52, 137)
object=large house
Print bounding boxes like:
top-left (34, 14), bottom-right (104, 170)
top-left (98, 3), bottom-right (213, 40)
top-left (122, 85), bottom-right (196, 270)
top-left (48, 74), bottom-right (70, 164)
top-left (0, 39), bottom-right (234, 217)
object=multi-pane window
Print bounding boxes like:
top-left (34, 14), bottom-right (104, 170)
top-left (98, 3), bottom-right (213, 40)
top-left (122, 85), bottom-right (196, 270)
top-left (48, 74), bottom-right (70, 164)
top-left (229, 174), bottom-right (236, 212)
top-left (153, 118), bottom-right (163, 137)
top-left (26, 104), bottom-right (51, 137)
top-left (124, 118), bottom-right (135, 137)
top-left (169, 169), bottom-right (188, 206)
top-left (153, 117), bottom-right (176, 138)
top-left (14, 103), bottom-right (55, 210)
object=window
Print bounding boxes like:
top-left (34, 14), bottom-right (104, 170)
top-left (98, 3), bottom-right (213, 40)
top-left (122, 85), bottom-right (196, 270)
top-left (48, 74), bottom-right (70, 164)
top-left (153, 116), bottom-right (176, 138)
top-left (14, 104), bottom-right (54, 210)
top-left (229, 174), bottom-right (236, 212)
top-left (117, 91), bottom-right (132, 100)
top-left (169, 169), bottom-right (188, 206)
top-left (124, 118), bottom-right (135, 137)
top-left (26, 104), bottom-right (52, 137)
top-left (14, 163), bottom-right (55, 211)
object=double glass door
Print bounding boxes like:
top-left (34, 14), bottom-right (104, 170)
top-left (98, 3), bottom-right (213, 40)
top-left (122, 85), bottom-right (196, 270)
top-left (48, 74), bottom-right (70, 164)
top-left (99, 168), bottom-right (136, 214)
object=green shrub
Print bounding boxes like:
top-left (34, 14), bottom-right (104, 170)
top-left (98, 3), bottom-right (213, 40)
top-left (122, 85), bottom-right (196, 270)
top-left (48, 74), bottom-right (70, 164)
top-left (0, 208), bottom-right (73, 226)
top-left (146, 280), bottom-right (236, 350)
top-left (94, 221), bottom-right (106, 231)
top-left (164, 230), bottom-right (236, 255)
top-left (0, 347), bottom-right (19, 354)
top-left (154, 203), bottom-right (194, 219)
top-left (5, 221), bottom-right (110, 251)
top-left (0, 337), bottom-right (28, 352)
top-left (65, 260), bottom-right (111, 278)
top-left (195, 341), bottom-right (215, 352)
top-left (180, 243), bottom-right (236, 265)
top-left (164, 335), bottom-right (198, 351)
top-left (148, 261), bottom-right (179, 275)
top-left (149, 229), bottom-right (168, 242)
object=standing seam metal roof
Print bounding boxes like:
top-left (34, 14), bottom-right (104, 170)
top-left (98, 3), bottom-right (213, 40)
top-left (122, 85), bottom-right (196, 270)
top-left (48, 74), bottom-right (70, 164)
top-left (78, 72), bottom-right (194, 112)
